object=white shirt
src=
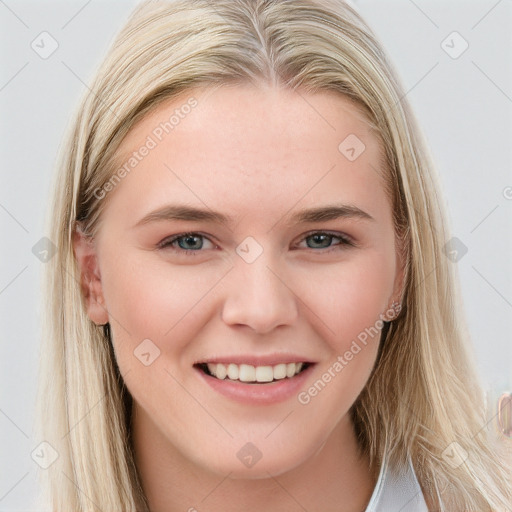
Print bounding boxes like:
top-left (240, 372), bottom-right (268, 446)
top-left (364, 451), bottom-right (429, 511)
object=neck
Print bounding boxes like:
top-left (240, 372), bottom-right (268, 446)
top-left (132, 404), bottom-right (378, 512)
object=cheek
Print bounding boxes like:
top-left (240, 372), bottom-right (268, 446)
top-left (293, 255), bottom-right (393, 413)
top-left (100, 250), bottom-right (219, 366)
top-left (305, 253), bottom-right (393, 332)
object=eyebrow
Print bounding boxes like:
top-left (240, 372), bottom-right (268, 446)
top-left (134, 203), bottom-right (375, 228)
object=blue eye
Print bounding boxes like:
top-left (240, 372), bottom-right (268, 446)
top-left (157, 232), bottom-right (214, 254)
top-left (300, 231), bottom-right (354, 250)
top-left (157, 231), bottom-right (354, 257)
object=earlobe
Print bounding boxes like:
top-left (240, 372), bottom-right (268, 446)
top-left (72, 224), bottom-right (109, 326)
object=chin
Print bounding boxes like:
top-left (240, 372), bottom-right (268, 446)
top-left (193, 441), bottom-right (313, 480)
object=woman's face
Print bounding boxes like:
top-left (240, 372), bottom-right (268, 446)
top-left (74, 84), bottom-right (404, 478)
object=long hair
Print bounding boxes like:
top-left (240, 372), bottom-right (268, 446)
top-left (35, 0), bottom-right (512, 510)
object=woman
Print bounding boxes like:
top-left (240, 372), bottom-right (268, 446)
top-left (35, 0), bottom-right (512, 510)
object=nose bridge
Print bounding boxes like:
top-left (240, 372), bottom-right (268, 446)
top-left (221, 245), bottom-right (298, 333)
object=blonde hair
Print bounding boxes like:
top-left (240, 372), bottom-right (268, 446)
top-left (36, 0), bottom-right (512, 510)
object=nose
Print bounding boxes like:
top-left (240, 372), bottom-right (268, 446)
top-left (221, 255), bottom-right (299, 335)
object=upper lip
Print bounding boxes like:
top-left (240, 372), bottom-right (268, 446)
top-left (195, 354), bottom-right (316, 367)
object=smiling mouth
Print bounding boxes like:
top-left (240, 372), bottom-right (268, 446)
top-left (195, 362), bottom-right (312, 384)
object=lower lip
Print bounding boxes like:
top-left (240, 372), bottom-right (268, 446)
top-left (195, 364), bottom-right (316, 405)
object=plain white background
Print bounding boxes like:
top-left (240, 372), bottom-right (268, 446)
top-left (1, 1), bottom-right (511, 510)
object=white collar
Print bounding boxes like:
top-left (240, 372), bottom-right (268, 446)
top-left (364, 451), bottom-right (429, 512)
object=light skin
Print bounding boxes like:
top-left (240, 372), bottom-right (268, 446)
top-left (74, 83), bottom-right (405, 512)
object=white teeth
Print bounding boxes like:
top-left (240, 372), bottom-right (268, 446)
top-left (286, 362), bottom-right (297, 378)
top-left (255, 366), bottom-right (273, 382)
top-left (273, 363), bottom-right (287, 379)
top-left (205, 362), bottom-right (305, 382)
top-left (227, 363), bottom-right (238, 380)
top-left (215, 363), bottom-right (227, 380)
top-left (239, 364), bottom-right (255, 382)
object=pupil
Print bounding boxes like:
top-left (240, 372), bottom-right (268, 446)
top-left (181, 235), bottom-right (201, 250)
top-left (310, 234), bottom-right (330, 248)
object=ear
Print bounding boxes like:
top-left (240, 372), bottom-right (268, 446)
top-left (72, 223), bottom-right (109, 325)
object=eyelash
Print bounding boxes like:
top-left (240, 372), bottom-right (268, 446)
top-left (157, 231), bottom-right (355, 256)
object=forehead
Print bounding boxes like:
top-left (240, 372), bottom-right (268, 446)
top-left (106, 84), bottom-right (389, 227)
top-left (117, 83), bottom-right (380, 162)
